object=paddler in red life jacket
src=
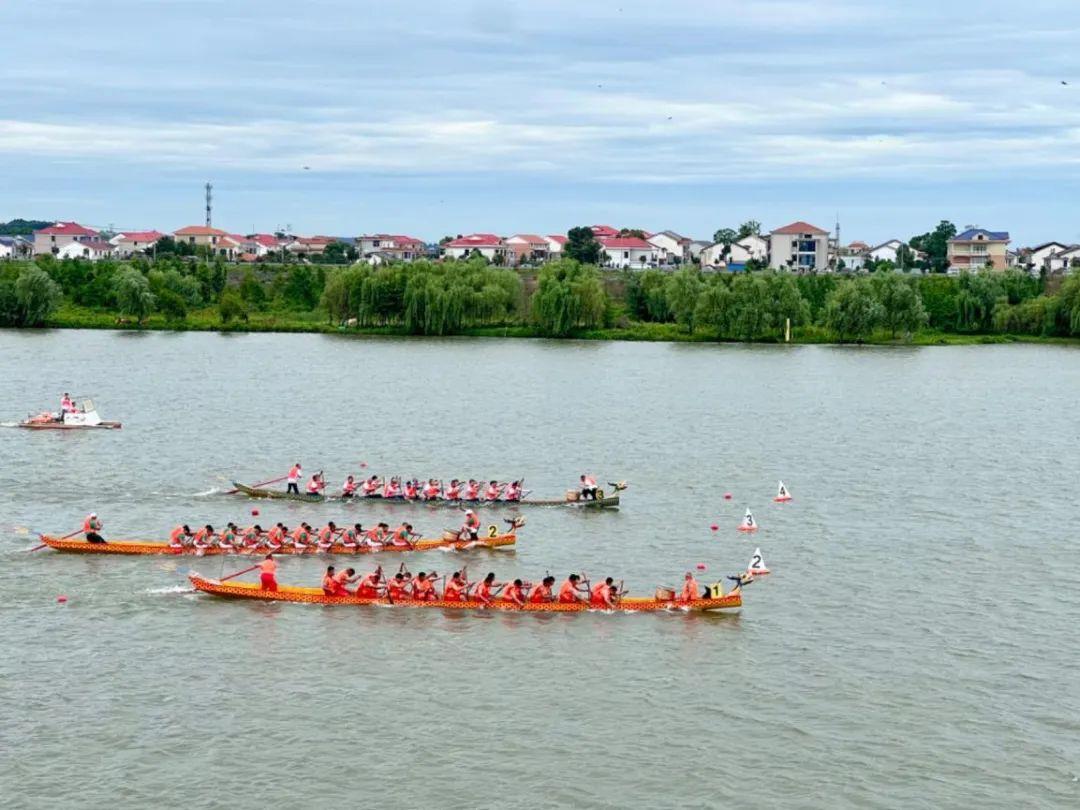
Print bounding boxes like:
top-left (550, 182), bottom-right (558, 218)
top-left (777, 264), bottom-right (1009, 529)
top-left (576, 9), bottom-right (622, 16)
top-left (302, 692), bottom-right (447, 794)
top-left (389, 523), bottom-right (418, 548)
top-left (383, 477), bottom-right (402, 499)
top-left (579, 474), bottom-right (598, 501)
top-left (286, 463), bottom-right (302, 495)
top-left (342, 475), bottom-right (357, 498)
top-left (83, 513), bottom-right (105, 544)
top-left (361, 475), bottom-right (380, 496)
top-left (387, 572), bottom-right (408, 600)
top-left (267, 523), bottom-right (286, 550)
top-left (412, 571), bottom-right (438, 601)
top-left (323, 566), bottom-right (353, 596)
top-left (558, 573), bottom-right (588, 603)
top-left (422, 479), bottom-right (442, 500)
top-left (444, 479), bottom-right (462, 500)
top-left (484, 480), bottom-right (503, 501)
top-left (474, 572), bottom-right (504, 605)
top-left (168, 524), bottom-right (193, 551)
top-left (305, 473), bottom-right (325, 497)
top-left (679, 571), bottom-right (700, 602)
top-left (504, 480), bottom-right (523, 502)
top-left (502, 579), bottom-right (527, 606)
top-left (362, 523), bottom-right (388, 549)
top-left (529, 575), bottom-right (556, 603)
top-left (291, 523), bottom-right (313, 551)
top-left (459, 509), bottom-right (480, 541)
top-left (317, 522), bottom-right (338, 552)
top-left (590, 577), bottom-right (617, 608)
top-left (355, 567), bottom-right (383, 598)
top-left (464, 479), bottom-right (481, 501)
top-left (443, 570), bottom-right (468, 601)
top-left (260, 554), bottom-right (278, 591)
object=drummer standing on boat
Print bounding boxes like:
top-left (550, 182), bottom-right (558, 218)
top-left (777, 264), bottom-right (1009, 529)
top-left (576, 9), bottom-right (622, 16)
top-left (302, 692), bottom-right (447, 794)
top-left (286, 463), bottom-right (302, 495)
top-left (260, 555), bottom-right (278, 591)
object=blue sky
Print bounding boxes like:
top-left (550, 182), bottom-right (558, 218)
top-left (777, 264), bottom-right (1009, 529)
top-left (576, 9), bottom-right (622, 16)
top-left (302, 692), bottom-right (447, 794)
top-left (1, 0), bottom-right (1078, 245)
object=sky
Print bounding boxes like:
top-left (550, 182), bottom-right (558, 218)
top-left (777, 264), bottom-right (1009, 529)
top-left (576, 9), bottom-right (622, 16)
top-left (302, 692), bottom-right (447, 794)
top-left (1, 0), bottom-right (1079, 246)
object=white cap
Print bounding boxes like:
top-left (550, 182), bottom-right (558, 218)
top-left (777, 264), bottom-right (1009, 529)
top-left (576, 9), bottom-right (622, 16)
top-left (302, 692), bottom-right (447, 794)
top-left (465, 509), bottom-right (474, 515)
top-left (89, 512), bottom-right (97, 517)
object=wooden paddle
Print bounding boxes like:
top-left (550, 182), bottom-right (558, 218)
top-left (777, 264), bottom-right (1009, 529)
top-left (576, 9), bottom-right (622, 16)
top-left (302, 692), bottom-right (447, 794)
top-left (220, 564), bottom-right (260, 582)
top-left (225, 475), bottom-right (287, 495)
top-left (29, 526), bottom-right (81, 552)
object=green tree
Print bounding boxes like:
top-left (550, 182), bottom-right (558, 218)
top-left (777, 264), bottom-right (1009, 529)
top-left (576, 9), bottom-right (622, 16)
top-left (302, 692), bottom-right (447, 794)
top-left (955, 271), bottom-right (1001, 331)
top-left (218, 289), bottom-right (247, 324)
top-left (564, 226), bottom-right (602, 265)
top-left (871, 271), bottom-right (928, 338)
top-left (282, 266), bottom-right (319, 310)
top-left (14, 265), bottom-right (61, 326)
top-left (825, 279), bottom-right (883, 341)
top-left (728, 274), bottom-right (774, 340)
top-left (712, 227), bottom-right (737, 246)
top-left (665, 268), bottom-right (704, 333)
top-left (156, 289), bottom-right (188, 323)
top-left (917, 275), bottom-right (959, 330)
top-left (239, 270), bottom-right (267, 308)
top-left (737, 220), bottom-right (762, 239)
top-left (765, 274), bottom-right (811, 336)
top-left (1057, 271), bottom-right (1080, 335)
top-left (531, 259), bottom-right (606, 336)
top-left (113, 269), bottom-right (156, 322)
top-left (694, 276), bottom-right (734, 337)
top-left (908, 220), bottom-right (957, 273)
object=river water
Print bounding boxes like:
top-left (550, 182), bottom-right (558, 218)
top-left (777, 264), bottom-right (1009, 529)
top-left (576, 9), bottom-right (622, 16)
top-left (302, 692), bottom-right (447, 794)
top-left (1, 330), bottom-right (1078, 808)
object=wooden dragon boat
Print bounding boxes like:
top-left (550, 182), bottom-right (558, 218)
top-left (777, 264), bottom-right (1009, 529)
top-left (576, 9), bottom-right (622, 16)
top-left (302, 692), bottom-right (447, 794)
top-left (188, 573), bottom-right (743, 613)
top-left (230, 481), bottom-right (623, 509)
top-left (39, 531), bottom-right (517, 556)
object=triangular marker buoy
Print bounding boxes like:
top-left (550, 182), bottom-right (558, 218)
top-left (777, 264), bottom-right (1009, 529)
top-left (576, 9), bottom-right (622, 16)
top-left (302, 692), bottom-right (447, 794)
top-left (747, 547), bottom-right (770, 575)
top-left (774, 480), bottom-right (792, 502)
top-left (737, 507), bottom-right (758, 532)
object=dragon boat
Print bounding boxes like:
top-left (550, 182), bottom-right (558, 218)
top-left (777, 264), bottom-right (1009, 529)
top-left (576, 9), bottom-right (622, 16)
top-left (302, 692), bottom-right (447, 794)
top-left (230, 481), bottom-right (624, 509)
top-left (187, 573), bottom-right (743, 613)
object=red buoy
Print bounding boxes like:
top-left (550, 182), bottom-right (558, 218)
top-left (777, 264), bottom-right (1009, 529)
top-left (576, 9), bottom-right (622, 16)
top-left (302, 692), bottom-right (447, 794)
top-left (723, 493), bottom-right (733, 500)
top-left (251, 508), bottom-right (260, 516)
top-left (710, 524), bottom-right (719, 531)
top-left (57, 595), bottom-right (68, 603)
top-left (360, 462), bottom-right (367, 468)
top-left (696, 563), bottom-right (707, 571)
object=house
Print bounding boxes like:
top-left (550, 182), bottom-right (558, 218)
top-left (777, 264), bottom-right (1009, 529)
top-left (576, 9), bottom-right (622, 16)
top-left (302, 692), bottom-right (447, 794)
top-left (590, 225), bottom-right (620, 239)
top-left (867, 239), bottom-right (907, 263)
top-left (235, 233), bottom-right (283, 259)
top-left (699, 234), bottom-right (769, 270)
top-left (33, 221), bottom-right (99, 255)
top-left (947, 228), bottom-right (1010, 271)
top-left (356, 234), bottom-right (425, 261)
top-left (173, 225), bottom-right (231, 252)
top-left (56, 240), bottom-right (116, 261)
top-left (597, 236), bottom-right (656, 269)
top-left (110, 230), bottom-right (165, 257)
top-left (1024, 241), bottom-right (1070, 271)
top-left (689, 240), bottom-right (711, 261)
top-left (835, 243), bottom-right (869, 272)
top-left (442, 234), bottom-right (509, 262)
top-left (286, 236), bottom-right (337, 256)
top-left (1046, 245), bottom-right (1080, 273)
top-left (0, 235), bottom-right (33, 259)
top-left (769, 221), bottom-right (830, 271)
top-left (647, 230), bottom-right (692, 265)
top-left (505, 234), bottom-right (550, 265)
top-left (544, 235), bottom-right (566, 256)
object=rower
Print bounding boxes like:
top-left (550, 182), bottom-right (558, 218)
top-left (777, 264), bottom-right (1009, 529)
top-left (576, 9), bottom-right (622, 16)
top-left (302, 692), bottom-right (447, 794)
top-left (484, 480), bottom-right (503, 501)
top-left (192, 524), bottom-right (215, 552)
top-left (316, 522), bottom-right (338, 552)
top-left (529, 575), bottom-right (556, 603)
top-left (474, 572), bottom-right (503, 604)
top-left (362, 523), bottom-right (388, 549)
top-left (355, 567), bottom-right (383, 598)
top-left (464, 479), bottom-right (481, 501)
top-left (322, 566), bottom-right (346, 596)
top-left (558, 573), bottom-right (588, 603)
top-left (60, 393), bottom-right (77, 416)
top-left (342, 475), bottom-right (358, 498)
top-left (590, 577), bottom-right (617, 609)
top-left (286, 463), bottom-right (302, 495)
top-left (383, 477), bottom-right (402, 499)
top-left (444, 570), bottom-right (468, 601)
top-left (267, 523), bottom-right (286, 551)
top-left (241, 524), bottom-right (264, 549)
top-left (412, 572), bottom-right (438, 602)
top-left (579, 474), bottom-right (598, 501)
top-left (505, 480), bottom-right (523, 502)
top-left (291, 523), bottom-right (313, 551)
top-left (360, 475), bottom-right (380, 497)
top-left (305, 473), bottom-right (325, 498)
top-left (423, 479), bottom-right (442, 500)
top-left (444, 479), bottom-right (462, 500)
top-left (83, 512), bottom-right (105, 544)
top-left (259, 554), bottom-right (278, 591)
top-left (389, 523), bottom-right (417, 548)
top-left (679, 571), bottom-right (700, 602)
top-left (458, 509), bottom-right (480, 542)
top-left (340, 523), bottom-right (363, 550)
top-left (403, 479), bottom-right (419, 500)
top-left (387, 572), bottom-right (408, 600)
top-left (218, 523), bottom-right (239, 551)
top-left (502, 578), bottom-right (527, 606)
top-left (168, 524), bottom-right (193, 551)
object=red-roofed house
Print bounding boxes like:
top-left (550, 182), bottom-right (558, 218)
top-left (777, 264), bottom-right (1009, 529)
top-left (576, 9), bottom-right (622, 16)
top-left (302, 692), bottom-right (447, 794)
top-left (110, 230), bottom-right (165, 257)
top-left (590, 225), bottom-right (620, 239)
top-left (33, 221), bottom-right (99, 256)
top-left (56, 240), bottom-right (116, 261)
top-left (544, 235), bottom-right (567, 256)
top-left (234, 233), bottom-right (283, 258)
top-left (173, 225), bottom-right (231, 253)
top-left (597, 236), bottom-right (657, 269)
top-left (769, 221), bottom-right (830, 271)
top-left (357, 234), bottom-right (426, 261)
top-left (505, 234), bottom-right (549, 265)
top-left (442, 234), bottom-right (509, 262)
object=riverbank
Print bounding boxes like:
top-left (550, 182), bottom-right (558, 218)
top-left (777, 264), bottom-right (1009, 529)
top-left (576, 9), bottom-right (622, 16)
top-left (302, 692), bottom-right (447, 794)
top-left (41, 303), bottom-right (1080, 346)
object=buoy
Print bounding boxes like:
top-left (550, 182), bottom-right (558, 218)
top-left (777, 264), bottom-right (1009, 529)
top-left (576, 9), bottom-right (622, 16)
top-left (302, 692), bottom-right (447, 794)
top-left (747, 547), bottom-right (770, 575)
top-left (696, 563), bottom-right (707, 571)
top-left (57, 595), bottom-right (68, 603)
top-left (710, 524), bottom-right (719, 532)
top-left (737, 507), bottom-right (758, 533)
top-left (773, 480), bottom-right (792, 503)
top-left (251, 508), bottom-right (260, 516)
top-left (360, 462), bottom-right (367, 468)
top-left (723, 492), bottom-right (733, 500)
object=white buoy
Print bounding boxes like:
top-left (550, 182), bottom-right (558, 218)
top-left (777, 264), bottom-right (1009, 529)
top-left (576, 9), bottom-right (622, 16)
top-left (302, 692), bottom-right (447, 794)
top-left (774, 480), bottom-right (792, 502)
top-left (747, 547), bottom-right (770, 575)
top-left (737, 507), bottom-right (758, 532)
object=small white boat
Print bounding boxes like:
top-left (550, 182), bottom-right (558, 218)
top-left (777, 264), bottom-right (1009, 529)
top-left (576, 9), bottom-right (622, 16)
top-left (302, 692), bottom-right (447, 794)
top-left (17, 399), bottom-right (121, 430)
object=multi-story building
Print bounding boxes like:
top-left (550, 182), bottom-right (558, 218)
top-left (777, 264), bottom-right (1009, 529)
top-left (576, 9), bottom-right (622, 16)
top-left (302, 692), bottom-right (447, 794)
top-left (597, 236), bottom-right (656, 269)
top-left (357, 234), bottom-right (426, 261)
top-left (442, 234), bottom-right (509, 262)
top-left (647, 230), bottom-right (692, 265)
top-left (768, 221), bottom-right (830, 271)
top-left (505, 234), bottom-right (550, 265)
top-left (110, 230), bottom-right (165, 257)
top-left (947, 228), bottom-right (1010, 271)
top-left (33, 221), bottom-right (99, 255)
top-left (173, 225), bottom-right (230, 251)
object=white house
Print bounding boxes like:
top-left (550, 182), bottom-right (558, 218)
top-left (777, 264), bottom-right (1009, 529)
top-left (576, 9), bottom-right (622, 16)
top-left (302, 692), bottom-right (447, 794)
top-left (0, 235), bottom-right (32, 259)
top-left (544, 235), bottom-right (566, 256)
top-left (689, 240), bottom-right (710, 261)
top-left (647, 230), bottom-right (692, 264)
top-left (1046, 245), bottom-right (1080, 273)
top-left (56, 240), bottom-right (116, 261)
top-left (867, 239), bottom-right (906, 263)
top-left (110, 230), bottom-right (164, 257)
top-left (700, 234), bottom-right (769, 270)
top-left (505, 234), bottom-right (549, 265)
top-left (442, 233), bottom-right (509, 262)
top-left (769, 221), bottom-right (830, 271)
top-left (356, 234), bottom-right (426, 261)
top-left (1025, 241), bottom-right (1070, 271)
top-left (598, 236), bottom-right (656, 268)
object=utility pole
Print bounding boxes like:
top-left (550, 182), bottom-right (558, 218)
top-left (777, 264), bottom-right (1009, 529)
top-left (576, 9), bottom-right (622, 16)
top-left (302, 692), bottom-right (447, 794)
top-left (205, 182), bottom-right (213, 227)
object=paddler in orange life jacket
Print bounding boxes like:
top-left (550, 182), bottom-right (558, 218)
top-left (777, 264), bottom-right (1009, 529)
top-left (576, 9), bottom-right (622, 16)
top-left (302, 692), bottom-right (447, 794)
top-left (342, 475), bottom-right (358, 498)
top-left (422, 479), bottom-right (442, 500)
top-left (317, 522), bottom-right (338, 552)
top-left (286, 463), bottom-right (302, 495)
top-left (291, 523), bottom-right (313, 551)
top-left (484, 480), bottom-right (503, 501)
top-left (355, 567), bottom-right (383, 598)
top-left (529, 575), bottom-right (556, 603)
top-left (83, 513), bottom-right (105, 544)
top-left (464, 479), bottom-right (481, 501)
top-left (389, 522), bottom-right (418, 548)
top-left (192, 524), bottom-right (215, 552)
top-left (387, 572), bottom-right (408, 600)
top-left (443, 570), bottom-right (469, 601)
top-left (305, 473), bottom-right (325, 498)
top-left (444, 479), bottom-right (462, 500)
top-left (679, 571), bottom-right (700, 602)
top-left (340, 523), bottom-right (363, 550)
top-left (402, 479), bottom-right (419, 500)
top-left (474, 572), bottom-right (504, 605)
top-left (579, 474), bottom-right (598, 501)
top-left (360, 475), bottom-right (380, 496)
top-left (412, 571), bottom-right (438, 601)
top-left (558, 573), bottom-right (588, 603)
top-left (168, 524), bottom-right (193, 551)
top-left (267, 523), bottom-right (286, 550)
top-left (502, 578), bottom-right (527, 606)
top-left (260, 555), bottom-right (278, 591)
top-left (590, 577), bottom-right (617, 609)
top-left (383, 477), bottom-right (402, 499)
top-left (362, 522), bottom-right (388, 549)
top-left (241, 524), bottom-right (263, 549)
top-left (322, 566), bottom-right (355, 596)
top-left (459, 509), bottom-right (481, 541)
top-left (504, 480), bottom-right (523, 502)
top-left (218, 523), bottom-right (239, 551)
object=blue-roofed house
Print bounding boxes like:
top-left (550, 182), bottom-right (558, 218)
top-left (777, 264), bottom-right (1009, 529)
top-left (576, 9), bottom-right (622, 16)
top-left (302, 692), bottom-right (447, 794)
top-left (947, 228), bottom-right (1010, 271)
top-left (0, 235), bottom-right (33, 259)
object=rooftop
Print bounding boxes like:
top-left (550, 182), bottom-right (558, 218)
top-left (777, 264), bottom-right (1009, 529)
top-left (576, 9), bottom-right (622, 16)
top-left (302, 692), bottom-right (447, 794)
top-left (34, 221), bottom-right (98, 237)
top-left (174, 225), bottom-right (229, 236)
top-left (951, 228), bottom-right (1010, 242)
top-left (771, 221), bottom-right (829, 236)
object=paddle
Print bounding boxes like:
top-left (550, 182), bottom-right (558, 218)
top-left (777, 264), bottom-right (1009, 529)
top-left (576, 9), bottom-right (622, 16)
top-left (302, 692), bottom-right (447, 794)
top-left (220, 564), bottom-right (260, 582)
top-left (226, 475), bottom-right (288, 495)
top-left (28, 526), bottom-right (81, 552)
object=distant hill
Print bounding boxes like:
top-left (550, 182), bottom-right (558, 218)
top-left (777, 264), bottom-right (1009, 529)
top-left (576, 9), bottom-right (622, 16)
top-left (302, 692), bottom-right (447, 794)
top-left (0, 219), bottom-right (52, 235)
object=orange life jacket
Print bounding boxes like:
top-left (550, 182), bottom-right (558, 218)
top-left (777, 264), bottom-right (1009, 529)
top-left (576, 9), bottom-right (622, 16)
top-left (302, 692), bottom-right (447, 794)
top-left (558, 580), bottom-right (581, 603)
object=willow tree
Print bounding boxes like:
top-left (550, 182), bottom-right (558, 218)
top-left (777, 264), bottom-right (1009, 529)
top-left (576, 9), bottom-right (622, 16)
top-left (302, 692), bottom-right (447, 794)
top-left (531, 259), bottom-right (606, 336)
top-left (728, 273), bottom-right (774, 340)
top-left (665, 267), bottom-right (704, 333)
top-left (14, 265), bottom-right (61, 326)
top-left (870, 270), bottom-right (927, 338)
top-left (113, 268), bottom-right (156, 323)
top-left (825, 278), bottom-right (883, 342)
top-left (765, 273), bottom-right (811, 338)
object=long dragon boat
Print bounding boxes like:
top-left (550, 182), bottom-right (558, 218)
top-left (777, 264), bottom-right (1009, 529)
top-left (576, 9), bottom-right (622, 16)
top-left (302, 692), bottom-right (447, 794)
top-left (39, 531), bottom-right (517, 556)
top-left (188, 573), bottom-right (743, 613)
top-left (230, 482), bottom-right (623, 509)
